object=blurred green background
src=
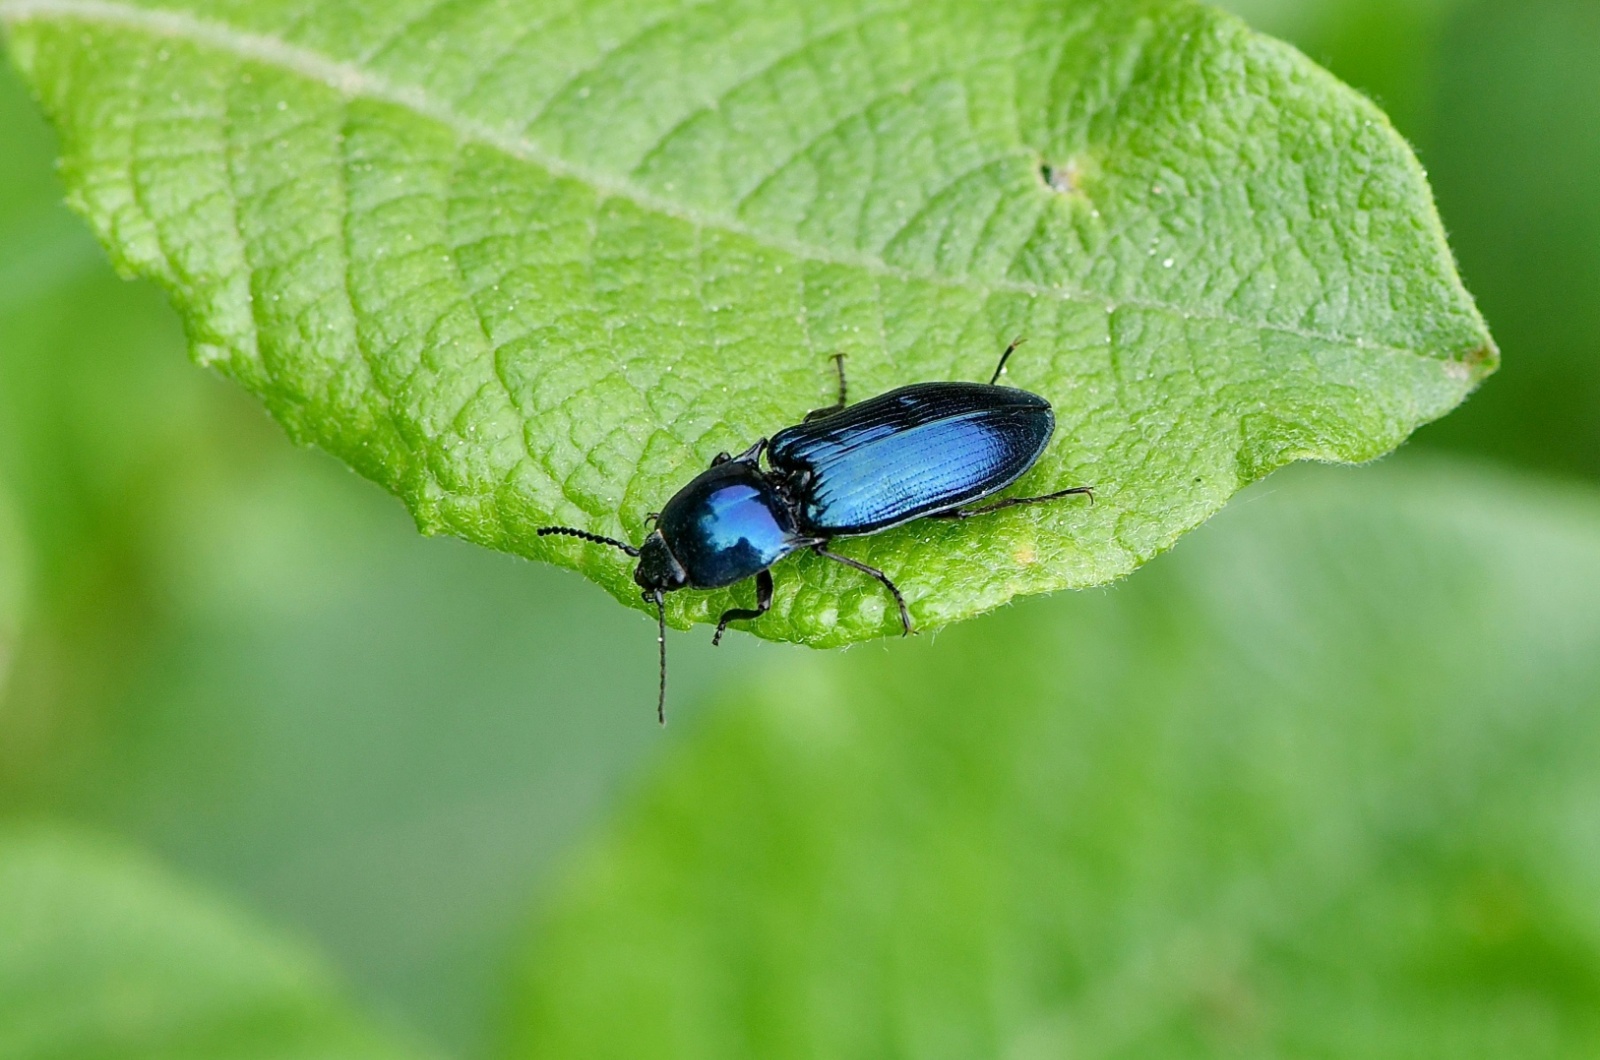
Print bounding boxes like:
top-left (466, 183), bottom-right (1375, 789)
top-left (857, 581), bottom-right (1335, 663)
top-left (2, 0), bottom-right (1599, 1056)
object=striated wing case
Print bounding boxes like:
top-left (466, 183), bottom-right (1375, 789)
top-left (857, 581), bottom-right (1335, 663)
top-left (768, 382), bottom-right (1055, 536)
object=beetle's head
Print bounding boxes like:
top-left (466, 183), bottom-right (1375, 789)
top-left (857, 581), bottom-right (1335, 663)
top-left (633, 530), bottom-right (688, 594)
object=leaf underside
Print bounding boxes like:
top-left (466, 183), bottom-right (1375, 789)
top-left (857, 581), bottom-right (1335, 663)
top-left (1, 0), bottom-right (1494, 645)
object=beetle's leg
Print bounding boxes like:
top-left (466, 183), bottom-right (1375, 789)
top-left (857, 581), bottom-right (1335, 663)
top-left (712, 569), bottom-right (774, 646)
top-left (711, 439), bottom-right (767, 468)
top-left (811, 544), bottom-right (913, 636)
top-left (988, 337), bottom-right (1025, 386)
top-left (803, 353), bottom-right (849, 421)
top-left (933, 485), bottom-right (1095, 519)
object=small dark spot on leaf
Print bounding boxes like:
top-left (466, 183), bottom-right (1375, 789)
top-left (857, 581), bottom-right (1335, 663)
top-left (1039, 160), bottom-right (1078, 194)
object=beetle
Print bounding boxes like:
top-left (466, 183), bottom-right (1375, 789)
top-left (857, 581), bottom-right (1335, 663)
top-left (538, 340), bottom-right (1093, 723)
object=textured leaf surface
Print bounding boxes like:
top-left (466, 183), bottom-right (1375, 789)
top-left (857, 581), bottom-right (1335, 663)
top-left (1222, 0), bottom-right (1600, 484)
top-left (1, 0), bottom-right (1494, 644)
top-left (505, 460), bottom-right (1600, 1057)
top-left (0, 827), bottom-right (429, 1060)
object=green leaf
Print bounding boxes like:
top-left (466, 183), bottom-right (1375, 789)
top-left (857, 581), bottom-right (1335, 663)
top-left (1410, 0), bottom-right (1600, 479)
top-left (0, 826), bottom-right (431, 1060)
top-left (1215, 0), bottom-right (1463, 139)
top-left (1, 0), bottom-right (1494, 645)
top-left (1219, 0), bottom-right (1600, 485)
top-left (504, 459), bottom-right (1600, 1058)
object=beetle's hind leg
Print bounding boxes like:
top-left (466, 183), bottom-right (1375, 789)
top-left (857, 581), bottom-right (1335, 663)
top-left (933, 485), bottom-right (1095, 519)
top-left (712, 569), bottom-right (774, 646)
top-left (812, 544), bottom-right (913, 636)
top-left (803, 353), bottom-right (849, 421)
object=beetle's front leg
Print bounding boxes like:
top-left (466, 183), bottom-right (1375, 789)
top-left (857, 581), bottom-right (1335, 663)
top-left (712, 568), bottom-right (775, 646)
top-left (712, 438), bottom-right (767, 469)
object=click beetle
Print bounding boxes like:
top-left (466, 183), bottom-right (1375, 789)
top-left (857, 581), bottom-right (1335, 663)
top-left (538, 340), bottom-right (1093, 723)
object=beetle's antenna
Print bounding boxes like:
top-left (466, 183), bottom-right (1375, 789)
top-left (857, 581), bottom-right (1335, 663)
top-left (652, 589), bottom-right (668, 726)
top-left (537, 526), bottom-right (641, 557)
top-left (989, 336), bottom-right (1026, 386)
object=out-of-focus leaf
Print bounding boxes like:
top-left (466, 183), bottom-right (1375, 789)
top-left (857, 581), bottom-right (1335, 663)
top-left (81, 451), bottom-right (767, 1053)
top-left (0, 35), bottom-right (67, 237)
top-left (0, 55), bottom-right (210, 794)
top-left (0, 485), bottom-right (21, 698)
top-left (0, 826), bottom-right (430, 1060)
top-left (505, 459), bottom-right (1600, 1058)
top-left (1419, 0), bottom-right (1600, 478)
top-left (3, 0), bottom-right (1492, 644)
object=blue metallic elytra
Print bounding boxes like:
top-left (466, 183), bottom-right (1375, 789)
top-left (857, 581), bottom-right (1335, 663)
top-left (768, 383), bottom-right (1055, 535)
top-left (538, 340), bottom-right (1093, 723)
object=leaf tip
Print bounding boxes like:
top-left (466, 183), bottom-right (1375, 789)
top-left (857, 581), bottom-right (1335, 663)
top-left (1462, 338), bottom-right (1500, 382)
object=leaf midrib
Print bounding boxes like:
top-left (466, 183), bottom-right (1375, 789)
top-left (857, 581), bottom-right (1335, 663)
top-left (3, 0), bottom-right (1460, 366)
